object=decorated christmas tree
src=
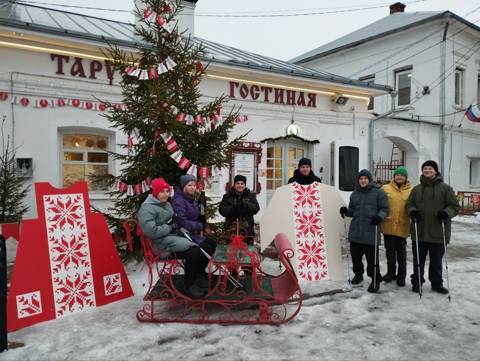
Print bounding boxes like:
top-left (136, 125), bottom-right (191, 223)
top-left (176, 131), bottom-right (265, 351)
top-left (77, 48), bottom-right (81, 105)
top-left (0, 116), bottom-right (29, 223)
top-left (103, 0), bottom-right (242, 256)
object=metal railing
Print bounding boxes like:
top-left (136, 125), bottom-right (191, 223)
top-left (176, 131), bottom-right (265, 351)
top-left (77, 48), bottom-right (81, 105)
top-left (457, 191), bottom-right (480, 215)
top-left (373, 159), bottom-right (404, 185)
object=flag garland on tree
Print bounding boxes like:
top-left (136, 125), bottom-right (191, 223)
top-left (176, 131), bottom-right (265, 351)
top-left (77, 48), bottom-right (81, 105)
top-left (101, 0), bottom-right (245, 249)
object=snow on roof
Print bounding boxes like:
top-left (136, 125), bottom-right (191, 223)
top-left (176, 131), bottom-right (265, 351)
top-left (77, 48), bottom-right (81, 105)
top-left (291, 11), bottom-right (455, 64)
top-left (0, 2), bottom-right (391, 92)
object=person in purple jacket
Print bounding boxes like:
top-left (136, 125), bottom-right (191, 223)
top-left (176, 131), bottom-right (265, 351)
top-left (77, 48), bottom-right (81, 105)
top-left (172, 174), bottom-right (216, 256)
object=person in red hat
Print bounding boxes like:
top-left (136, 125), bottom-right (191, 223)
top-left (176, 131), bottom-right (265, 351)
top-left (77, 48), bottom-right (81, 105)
top-left (138, 177), bottom-right (209, 298)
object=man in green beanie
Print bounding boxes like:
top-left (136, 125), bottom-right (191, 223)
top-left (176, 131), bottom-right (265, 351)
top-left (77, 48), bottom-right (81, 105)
top-left (381, 166), bottom-right (412, 286)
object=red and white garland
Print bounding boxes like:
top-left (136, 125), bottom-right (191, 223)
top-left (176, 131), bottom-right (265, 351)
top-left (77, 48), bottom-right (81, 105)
top-left (124, 57), bottom-right (177, 81)
top-left (0, 91), bottom-right (127, 112)
top-left (116, 177), bottom-right (152, 196)
top-left (159, 132), bottom-right (221, 179)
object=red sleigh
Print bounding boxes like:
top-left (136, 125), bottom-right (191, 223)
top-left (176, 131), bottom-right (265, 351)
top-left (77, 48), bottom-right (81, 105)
top-left (136, 227), bottom-right (302, 325)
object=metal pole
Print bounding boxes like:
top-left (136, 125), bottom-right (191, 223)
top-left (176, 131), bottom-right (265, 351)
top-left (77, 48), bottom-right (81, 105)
top-left (439, 21), bottom-right (449, 175)
top-left (441, 221), bottom-right (452, 302)
top-left (414, 221), bottom-right (423, 298)
top-left (0, 235), bottom-right (7, 352)
top-left (343, 218), bottom-right (352, 284)
top-left (373, 225), bottom-right (378, 290)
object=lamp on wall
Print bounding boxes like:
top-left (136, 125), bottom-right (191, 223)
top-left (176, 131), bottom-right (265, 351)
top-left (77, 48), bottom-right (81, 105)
top-left (332, 94), bottom-right (350, 105)
top-left (286, 106), bottom-right (299, 136)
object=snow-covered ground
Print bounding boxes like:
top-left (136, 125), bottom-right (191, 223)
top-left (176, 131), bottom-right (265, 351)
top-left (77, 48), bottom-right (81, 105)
top-left (4, 217), bottom-right (480, 361)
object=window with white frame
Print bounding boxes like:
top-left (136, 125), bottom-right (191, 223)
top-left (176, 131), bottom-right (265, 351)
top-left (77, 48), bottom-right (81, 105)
top-left (61, 133), bottom-right (110, 191)
top-left (469, 158), bottom-right (480, 187)
top-left (395, 68), bottom-right (412, 107)
top-left (359, 74), bottom-right (375, 110)
top-left (454, 68), bottom-right (464, 107)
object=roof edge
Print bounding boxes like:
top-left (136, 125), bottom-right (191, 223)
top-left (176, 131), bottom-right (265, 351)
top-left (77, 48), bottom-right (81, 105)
top-left (292, 11), bottom-right (480, 65)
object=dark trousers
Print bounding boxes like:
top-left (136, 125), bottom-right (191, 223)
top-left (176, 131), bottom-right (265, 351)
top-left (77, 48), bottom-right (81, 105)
top-left (350, 242), bottom-right (381, 282)
top-left (384, 234), bottom-right (407, 280)
top-left (176, 237), bottom-right (217, 287)
top-left (411, 241), bottom-right (445, 288)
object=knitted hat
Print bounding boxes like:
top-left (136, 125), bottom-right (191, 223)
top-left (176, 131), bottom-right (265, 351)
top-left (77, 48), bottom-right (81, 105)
top-left (357, 169), bottom-right (373, 182)
top-left (298, 157), bottom-right (312, 168)
top-left (180, 174), bottom-right (196, 190)
top-left (393, 166), bottom-right (408, 179)
top-left (151, 177), bottom-right (170, 198)
top-left (421, 160), bottom-right (439, 174)
top-left (234, 174), bottom-right (247, 184)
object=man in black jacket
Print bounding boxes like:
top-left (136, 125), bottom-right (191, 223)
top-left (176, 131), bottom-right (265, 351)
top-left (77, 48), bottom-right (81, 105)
top-left (219, 175), bottom-right (260, 244)
top-left (288, 158), bottom-right (321, 185)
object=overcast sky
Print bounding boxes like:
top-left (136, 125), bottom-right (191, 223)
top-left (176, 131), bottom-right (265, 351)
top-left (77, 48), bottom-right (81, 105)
top-left (26, 0), bottom-right (478, 60)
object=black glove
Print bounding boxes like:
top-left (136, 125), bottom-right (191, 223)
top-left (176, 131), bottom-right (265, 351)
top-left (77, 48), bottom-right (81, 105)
top-left (371, 215), bottom-right (383, 225)
top-left (410, 210), bottom-right (421, 221)
top-left (339, 206), bottom-right (348, 218)
top-left (437, 210), bottom-right (449, 222)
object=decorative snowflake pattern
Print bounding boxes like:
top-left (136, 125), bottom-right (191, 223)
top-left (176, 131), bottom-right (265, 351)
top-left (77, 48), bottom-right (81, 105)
top-left (291, 182), bottom-right (328, 281)
top-left (103, 273), bottom-right (122, 296)
top-left (16, 291), bottom-right (42, 319)
top-left (43, 194), bottom-right (96, 317)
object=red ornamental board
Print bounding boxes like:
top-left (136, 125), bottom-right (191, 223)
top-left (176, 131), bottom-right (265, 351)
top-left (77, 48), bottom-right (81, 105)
top-left (7, 182), bottom-right (133, 331)
top-left (0, 222), bottom-right (20, 241)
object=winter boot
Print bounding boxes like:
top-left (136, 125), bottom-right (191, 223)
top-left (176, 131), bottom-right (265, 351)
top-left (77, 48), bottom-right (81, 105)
top-left (351, 274), bottom-right (364, 285)
top-left (195, 273), bottom-right (210, 289)
top-left (185, 284), bottom-right (207, 298)
top-left (432, 286), bottom-right (449, 294)
top-left (411, 283), bottom-right (420, 293)
top-left (396, 278), bottom-right (406, 287)
top-left (367, 279), bottom-right (380, 293)
top-left (382, 273), bottom-right (396, 283)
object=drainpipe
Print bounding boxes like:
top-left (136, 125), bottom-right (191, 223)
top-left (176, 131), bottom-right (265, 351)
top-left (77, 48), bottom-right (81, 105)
top-left (9, 72), bottom-right (15, 150)
top-left (439, 20), bottom-right (449, 176)
top-left (368, 92), bottom-right (396, 170)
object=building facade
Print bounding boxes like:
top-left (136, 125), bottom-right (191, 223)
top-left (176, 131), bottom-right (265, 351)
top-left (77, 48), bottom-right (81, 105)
top-left (293, 3), bottom-right (480, 190)
top-left (0, 1), bottom-right (389, 220)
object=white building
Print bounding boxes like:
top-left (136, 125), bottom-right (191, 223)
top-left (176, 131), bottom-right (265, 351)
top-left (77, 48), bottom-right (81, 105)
top-left (292, 2), bottom-right (480, 190)
top-left (0, 1), bottom-right (390, 220)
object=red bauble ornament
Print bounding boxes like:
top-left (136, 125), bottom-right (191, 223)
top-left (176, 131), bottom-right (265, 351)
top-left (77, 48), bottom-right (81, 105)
top-left (0, 92), bottom-right (8, 101)
top-left (98, 103), bottom-right (106, 112)
top-left (85, 101), bottom-right (93, 110)
top-left (72, 99), bottom-right (80, 107)
top-left (20, 97), bottom-right (29, 107)
top-left (39, 99), bottom-right (48, 108)
top-left (57, 98), bottom-right (66, 107)
top-left (195, 62), bottom-right (203, 74)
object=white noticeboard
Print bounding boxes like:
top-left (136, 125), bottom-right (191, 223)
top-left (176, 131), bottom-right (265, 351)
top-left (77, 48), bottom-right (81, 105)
top-left (233, 153), bottom-right (255, 191)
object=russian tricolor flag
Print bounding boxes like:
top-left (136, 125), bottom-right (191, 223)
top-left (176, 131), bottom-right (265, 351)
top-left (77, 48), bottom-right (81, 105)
top-left (466, 104), bottom-right (480, 122)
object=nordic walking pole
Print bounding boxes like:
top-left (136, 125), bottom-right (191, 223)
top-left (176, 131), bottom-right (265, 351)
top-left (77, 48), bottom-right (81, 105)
top-left (343, 217), bottom-right (352, 285)
top-left (374, 225), bottom-right (378, 290)
top-left (414, 220), bottom-right (423, 298)
top-left (181, 229), bottom-right (243, 289)
top-left (441, 221), bottom-right (452, 303)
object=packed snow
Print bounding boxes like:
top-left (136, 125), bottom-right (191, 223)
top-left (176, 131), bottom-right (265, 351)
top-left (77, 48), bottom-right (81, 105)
top-left (3, 216), bottom-right (480, 360)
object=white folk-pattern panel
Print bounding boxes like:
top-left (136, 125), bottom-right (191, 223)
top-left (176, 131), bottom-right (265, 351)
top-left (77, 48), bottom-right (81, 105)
top-left (16, 291), bottom-right (42, 319)
top-left (291, 182), bottom-right (328, 281)
top-left (43, 193), bottom-right (96, 317)
top-left (103, 273), bottom-right (122, 296)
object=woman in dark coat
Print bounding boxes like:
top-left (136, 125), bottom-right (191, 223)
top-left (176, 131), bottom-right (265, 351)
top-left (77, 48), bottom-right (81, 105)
top-left (219, 175), bottom-right (260, 244)
top-left (288, 158), bottom-right (321, 185)
top-left (172, 174), bottom-right (216, 253)
top-left (340, 169), bottom-right (388, 293)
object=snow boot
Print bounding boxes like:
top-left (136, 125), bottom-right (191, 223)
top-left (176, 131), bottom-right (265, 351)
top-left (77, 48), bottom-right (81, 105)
top-left (411, 283), bottom-right (420, 293)
top-left (432, 286), bottom-right (449, 294)
top-left (351, 274), bottom-right (364, 285)
top-left (367, 280), bottom-right (380, 293)
top-left (396, 278), bottom-right (406, 287)
top-left (382, 273), bottom-right (396, 283)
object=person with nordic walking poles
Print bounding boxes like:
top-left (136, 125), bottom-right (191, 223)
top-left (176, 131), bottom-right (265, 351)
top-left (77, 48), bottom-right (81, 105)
top-left (339, 169), bottom-right (388, 293)
top-left (381, 166), bottom-right (412, 287)
top-left (405, 160), bottom-right (459, 295)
